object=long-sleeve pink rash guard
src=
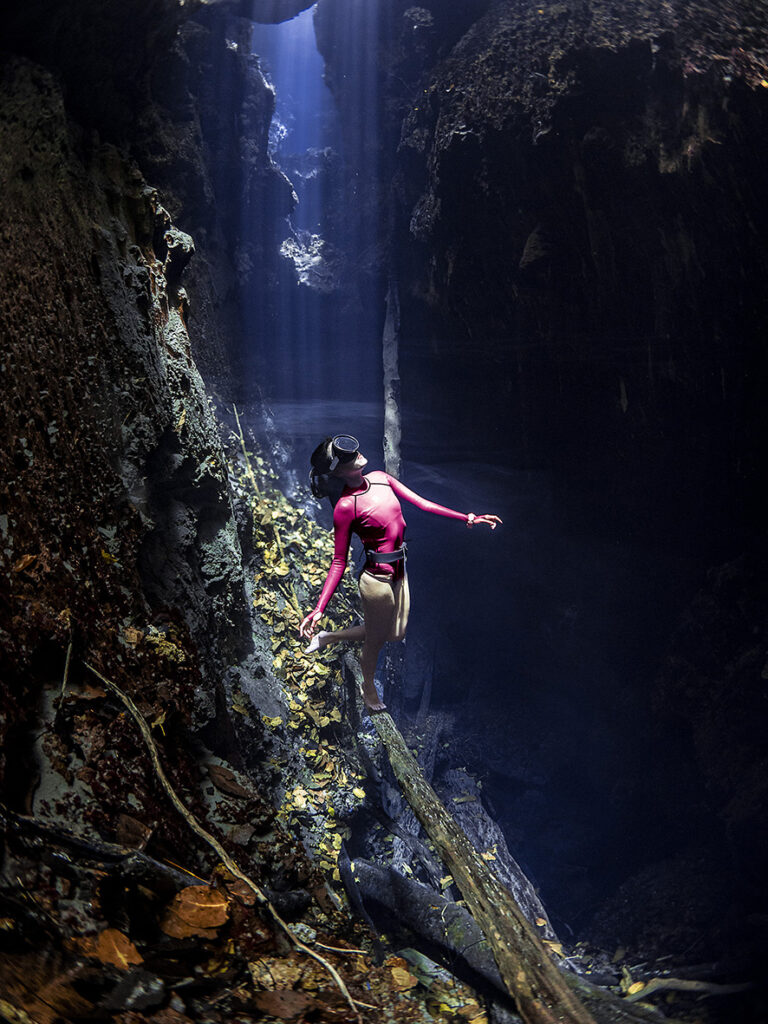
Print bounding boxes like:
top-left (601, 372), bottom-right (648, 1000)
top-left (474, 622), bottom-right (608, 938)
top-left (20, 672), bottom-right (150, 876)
top-left (312, 470), bottom-right (469, 615)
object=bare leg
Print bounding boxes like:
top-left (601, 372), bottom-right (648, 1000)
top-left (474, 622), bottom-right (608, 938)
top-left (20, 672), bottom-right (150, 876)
top-left (304, 620), bottom-right (386, 710)
top-left (322, 623), bottom-right (366, 644)
top-left (360, 634), bottom-right (387, 711)
top-left (304, 623), bottom-right (365, 653)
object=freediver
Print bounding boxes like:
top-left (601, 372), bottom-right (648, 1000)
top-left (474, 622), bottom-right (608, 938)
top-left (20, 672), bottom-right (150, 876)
top-left (299, 435), bottom-right (502, 712)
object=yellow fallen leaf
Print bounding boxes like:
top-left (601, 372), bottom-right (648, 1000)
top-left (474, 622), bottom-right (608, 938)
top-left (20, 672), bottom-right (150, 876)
top-left (262, 716), bottom-right (283, 728)
top-left (352, 787), bottom-right (366, 799)
top-left (535, 917), bottom-right (547, 927)
top-left (440, 875), bottom-right (454, 889)
top-left (627, 981), bottom-right (645, 995)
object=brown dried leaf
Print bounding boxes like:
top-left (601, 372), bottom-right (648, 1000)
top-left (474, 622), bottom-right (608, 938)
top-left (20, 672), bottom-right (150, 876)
top-left (252, 990), bottom-right (314, 1019)
top-left (207, 763), bottom-right (252, 798)
top-left (268, 959), bottom-right (304, 988)
top-left (71, 928), bottom-right (143, 970)
top-left (116, 814), bottom-right (153, 850)
top-left (160, 916), bottom-right (219, 941)
top-left (249, 956), bottom-right (304, 990)
top-left (68, 683), bottom-right (106, 701)
top-left (12, 554), bottom-right (37, 574)
top-left (160, 886), bottom-right (229, 938)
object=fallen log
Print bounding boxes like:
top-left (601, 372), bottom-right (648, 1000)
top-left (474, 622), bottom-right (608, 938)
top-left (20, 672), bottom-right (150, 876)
top-left (369, 709), bottom-right (598, 1024)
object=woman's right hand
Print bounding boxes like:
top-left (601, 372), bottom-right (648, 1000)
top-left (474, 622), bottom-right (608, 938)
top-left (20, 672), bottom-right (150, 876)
top-left (300, 610), bottom-right (322, 638)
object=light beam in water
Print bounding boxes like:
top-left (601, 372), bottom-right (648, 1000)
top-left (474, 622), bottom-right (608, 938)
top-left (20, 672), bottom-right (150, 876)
top-left (246, 3), bottom-right (385, 406)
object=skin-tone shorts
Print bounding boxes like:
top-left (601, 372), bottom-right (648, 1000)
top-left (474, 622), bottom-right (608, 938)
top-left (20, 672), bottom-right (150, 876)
top-left (358, 570), bottom-right (410, 642)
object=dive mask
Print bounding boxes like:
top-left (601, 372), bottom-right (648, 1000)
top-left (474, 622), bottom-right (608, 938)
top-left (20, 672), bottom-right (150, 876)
top-left (328, 434), bottom-right (359, 471)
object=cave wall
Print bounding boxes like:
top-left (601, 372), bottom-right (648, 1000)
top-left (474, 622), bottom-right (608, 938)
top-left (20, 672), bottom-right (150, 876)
top-left (0, 0), bottom-right (300, 807)
top-left (0, 55), bottom-right (253, 785)
top-left (393, 1), bottom-right (768, 549)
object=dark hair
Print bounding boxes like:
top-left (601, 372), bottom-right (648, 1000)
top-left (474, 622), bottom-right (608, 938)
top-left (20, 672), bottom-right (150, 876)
top-left (309, 436), bottom-right (344, 505)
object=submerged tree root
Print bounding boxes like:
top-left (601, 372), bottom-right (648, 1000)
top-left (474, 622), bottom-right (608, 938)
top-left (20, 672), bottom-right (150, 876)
top-left (84, 662), bottom-right (365, 1023)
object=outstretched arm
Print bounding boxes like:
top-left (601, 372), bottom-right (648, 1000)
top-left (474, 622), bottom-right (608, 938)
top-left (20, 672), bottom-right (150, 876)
top-left (299, 499), bottom-right (354, 637)
top-left (387, 474), bottom-right (502, 529)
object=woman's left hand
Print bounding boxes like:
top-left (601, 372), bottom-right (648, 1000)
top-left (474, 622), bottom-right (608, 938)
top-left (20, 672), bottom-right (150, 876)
top-left (299, 610), bottom-right (323, 638)
top-left (466, 513), bottom-right (502, 529)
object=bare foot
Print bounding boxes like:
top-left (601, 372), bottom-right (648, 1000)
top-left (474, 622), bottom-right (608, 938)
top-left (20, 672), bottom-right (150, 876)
top-left (303, 630), bottom-right (331, 654)
top-left (362, 686), bottom-right (387, 713)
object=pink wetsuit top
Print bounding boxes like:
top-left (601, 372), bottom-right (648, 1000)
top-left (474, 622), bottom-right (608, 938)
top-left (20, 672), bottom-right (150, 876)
top-left (313, 470), bottom-right (469, 615)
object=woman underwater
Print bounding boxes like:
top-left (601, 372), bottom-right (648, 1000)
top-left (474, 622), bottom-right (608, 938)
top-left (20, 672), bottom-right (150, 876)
top-left (299, 434), bottom-right (502, 712)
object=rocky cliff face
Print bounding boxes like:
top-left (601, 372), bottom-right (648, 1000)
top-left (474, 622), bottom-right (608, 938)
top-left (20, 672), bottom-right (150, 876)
top-left (0, 50), bottom-right (262, 797)
top-left (0, 9), bottom-right (381, 1018)
top-left (0, 0), bottom-right (300, 765)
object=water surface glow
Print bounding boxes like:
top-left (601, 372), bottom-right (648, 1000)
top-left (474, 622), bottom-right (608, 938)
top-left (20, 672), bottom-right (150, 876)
top-left (247, 4), bottom-right (384, 404)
